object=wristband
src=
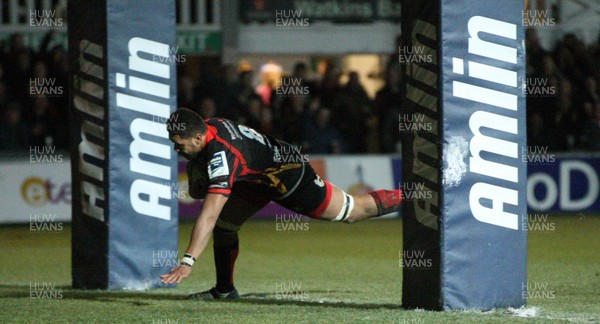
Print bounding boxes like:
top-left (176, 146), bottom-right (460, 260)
top-left (180, 260), bottom-right (193, 267)
top-left (183, 253), bottom-right (196, 262)
top-left (181, 253), bottom-right (196, 267)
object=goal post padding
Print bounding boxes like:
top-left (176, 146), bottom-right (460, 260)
top-left (69, 0), bottom-right (179, 289)
top-left (401, 0), bottom-right (527, 310)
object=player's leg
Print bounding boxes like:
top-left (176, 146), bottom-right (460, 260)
top-left (276, 163), bottom-right (401, 223)
top-left (320, 185), bottom-right (401, 223)
top-left (188, 183), bottom-right (270, 300)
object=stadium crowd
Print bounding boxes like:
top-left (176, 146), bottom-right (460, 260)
top-left (176, 61), bottom-right (398, 154)
top-left (526, 29), bottom-right (600, 152)
top-left (1, 30), bottom-right (600, 153)
top-left (0, 32), bottom-right (69, 151)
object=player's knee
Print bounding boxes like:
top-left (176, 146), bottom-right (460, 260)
top-left (213, 226), bottom-right (238, 247)
top-left (331, 191), bottom-right (355, 223)
top-left (339, 196), bottom-right (371, 224)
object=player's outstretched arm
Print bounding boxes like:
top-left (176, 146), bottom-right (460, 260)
top-left (185, 193), bottom-right (228, 258)
top-left (160, 193), bottom-right (228, 284)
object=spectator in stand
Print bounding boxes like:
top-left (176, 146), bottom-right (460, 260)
top-left (291, 62), bottom-right (317, 94)
top-left (555, 40), bottom-right (584, 87)
top-left (330, 71), bottom-right (371, 153)
top-left (259, 105), bottom-right (275, 136)
top-left (239, 96), bottom-right (263, 131)
top-left (45, 40), bottom-right (70, 137)
top-left (276, 95), bottom-right (307, 147)
top-left (271, 62), bottom-right (315, 116)
top-left (30, 60), bottom-right (68, 149)
top-left (234, 70), bottom-right (261, 120)
top-left (591, 36), bottom-right (600, 81)
top-left (178, 74), bottom-right (197, 109)
top-left (28, 96), bottom-right (59, 147)
top-left (527, 55), bottom-right (559, 130)
top-left (7, 51), bottom-right (33, 106)
top-left (565, 34), bottom-right (597, 83)
top-left (318, 64), bottom-right (341, 109)
top-left (374, 63), bottom-right (402, 153)
top-left (0, 79), bottom-right (8, 108)
top-left (31, 60), bottom-right (49, 94)
top-left (528, 110), bottom-right (564, 151)
top-left (555, 35), bottom-right (594, 109)
top-left (0, 63), bottom-right (7, 101)
top-left (0, 102), bottom-right (29, 150)
top-left (256, 61), bottom-right (282, 106)
top-left (198, 97), bottom-right (217, 119)
top-left (218, 64), bottom-right (241, 120)
top-left (548, 79), bottom-right (573, 151)
top-left (198, 64), bottom-right (239, 120)
top-left (526, 29), bottom-right (547, 74)
top-left (580, 102), bottom-right (600, 151)
top-left (584, 76), bottom-right (599, 104)
top-left (47, 44), bottom-right (69, 85)
top-left (3, 33), bottom-right (33, 63)
top-left (302, 107), bottom-right (343, 154)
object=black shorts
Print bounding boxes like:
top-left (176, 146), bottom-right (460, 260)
top-left (216, 162), bottom-right (333, 230)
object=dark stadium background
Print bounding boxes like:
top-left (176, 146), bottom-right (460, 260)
top-left (1, 0), bottom-right (599, 217)
top-left (0, 0), bottom-right (599, 322)
top-left (1, 1), bottom-right (599, 155)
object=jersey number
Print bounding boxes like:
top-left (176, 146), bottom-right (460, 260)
top-left (238, 125), bottom-right (265, 145)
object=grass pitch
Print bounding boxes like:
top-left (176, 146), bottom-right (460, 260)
top-left (0, 215), bottom-right (598, 323)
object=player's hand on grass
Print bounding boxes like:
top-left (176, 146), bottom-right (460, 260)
top-left (160, 265), bottom-right (192, 284)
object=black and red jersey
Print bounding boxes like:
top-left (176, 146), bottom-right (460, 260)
top-left (194, 118), bottom-right (303, 197)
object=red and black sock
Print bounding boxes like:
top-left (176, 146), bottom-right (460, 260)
top-left (369, 189), bottom-right (402, 216)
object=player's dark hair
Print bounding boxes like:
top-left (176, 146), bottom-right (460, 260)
top-left (166, 107), bottom-right (207, 139)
